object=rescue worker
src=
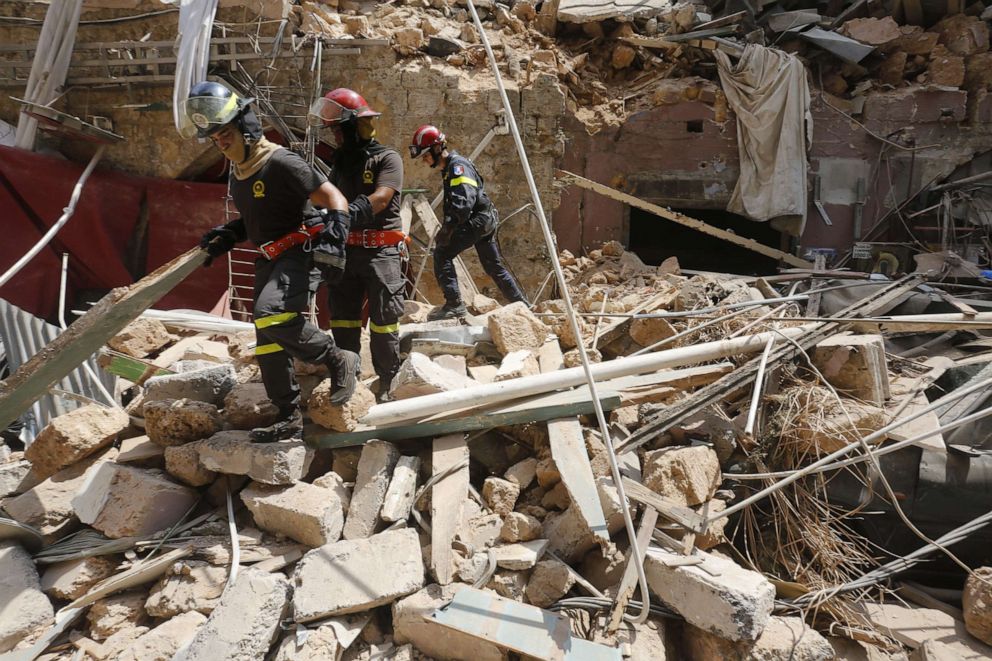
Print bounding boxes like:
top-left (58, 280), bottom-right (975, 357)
top-left (182, 80), bottom-right (360, 442)
top-left (408, 124), bottom-right (527, 320)
top-left (308, 88), bottom-right (405, 399)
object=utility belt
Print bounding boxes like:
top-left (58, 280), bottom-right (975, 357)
top-left (346, 229), bottom-right (409, 249)
top-left (258, 222), bottom-right (323, 261)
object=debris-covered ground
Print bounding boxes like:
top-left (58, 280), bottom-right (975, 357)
top-left (3, 241), bottom-right (992, 660)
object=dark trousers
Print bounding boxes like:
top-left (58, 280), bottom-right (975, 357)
top-left (327, 245), bottom-right (404, 387)
top-left (253, 246), bottom-right (336, 413)
top-left (434, 212), bottom-right (527, 305)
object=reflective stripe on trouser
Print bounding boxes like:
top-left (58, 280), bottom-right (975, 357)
top-left (433, 212), bottom-right (526, 305)
top-left (328, 245), bottom-right (403, 386)
top-left (254, 247), bottom-right (337, 412)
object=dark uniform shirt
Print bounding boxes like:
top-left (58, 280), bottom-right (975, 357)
top-left (442, 151), bottom-right (493, 226)
top-left (329, 147), bottom-right (404, 231)
top-left (229, 148), bottom-right (326, 246)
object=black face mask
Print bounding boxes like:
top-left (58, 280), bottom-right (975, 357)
top-left (333, 120), bottom-right (386, 173)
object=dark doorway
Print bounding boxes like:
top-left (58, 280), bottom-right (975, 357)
top-left (628, 207), bottom-right (783, 275)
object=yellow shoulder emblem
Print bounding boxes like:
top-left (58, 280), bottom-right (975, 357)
top-left (362, 170), bottom-right (374, 184)
top-left (252, 181), bottom-right (265, 198)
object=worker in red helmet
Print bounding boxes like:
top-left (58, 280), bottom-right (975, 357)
top-left (409, 124), bottom-right (528, 320)
top-left (309, 88), bottom-right (405, 400)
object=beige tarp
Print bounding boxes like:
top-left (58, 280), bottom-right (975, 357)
top-left (715, 44), bottom-right (812, 236)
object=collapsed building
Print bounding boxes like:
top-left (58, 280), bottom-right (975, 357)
top-left (2, 0), bottom-right (992, 660)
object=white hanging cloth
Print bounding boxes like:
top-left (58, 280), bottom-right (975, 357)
top-left (172, 0), bottom-right (220, 135)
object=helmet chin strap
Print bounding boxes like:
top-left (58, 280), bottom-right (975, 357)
top-left (221, 130), bottom-right (251, 164)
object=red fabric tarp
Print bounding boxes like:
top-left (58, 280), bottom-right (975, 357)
top-left (0, 145), bottom-right (229, 322)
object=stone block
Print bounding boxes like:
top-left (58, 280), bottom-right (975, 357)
top-left (164, 441), bottom-right (216, 486)
top-left (87, 590), bottom-right (148, 640)
top-left (0, 459), bottom-right (39, 497)
top-left (343, 440), bottom-right (400, 539)
top-left (24, 404), bottom-right (129, 478)
top-left (393, 583), bottom-right (507, 661)
top-left (494, 349), bottom-right (540, 382)
top-left (4, 448), bottom-right (117, 536)
top-left (381, 455), bottom-right (420, 523)
top-left (458, 512), bottom-right (503, 551)
top-left (223, 382), bottom-right (280, 430)
top-left (525, 558), bottom-right (575, 608)
top-left (964, 566), bottom-right (992, 645)
top-left (241, 480), bottom-right (343, 548)
top-left (118, 610), bottom-right (206, 661)
top-left (72, 463), bottom-right (198, 539)
top-left (116, 435), bottom-right (165, 464)
top-left (934, 14), bottom-right (990, 56)
top-left (643, 445), bottom-right (720, 507)
top-left (389, 352), bottom-right (478, 400)
top-left (645, 547), bottom-right (775, 642)
top-left (504, 457), bottom-right (538, 489)
top-left (863, 87), bottom-right (967, 123)
top-left (394, 27), bottom-right (424, 50)
top-left (929, 45), bottom-right (966, 87)
top-left (487, 302), bottom-right (550, 355)
top-left (841, 16), bottom-right (901, 47)
top-left (493, 539), bottom-right (548, 569)
top-left (143, 363), bottom-right (236, 407)
top-left (500, 511), bottom-right (542, 543)
top-left (308, 380), bottom-right (376, 432)
top-left (537, 339), bottom-right (564, 373)
top-left (145, 560), bottom-right (227, 617)
top-left (482, 476), bottom-right (520, 516)
top-left (487, 569), bottom-right (529, 600)
top-left (0, 542), bottom-right (54, 653)
top-left (898, 26), bottom-right (939, 55)
top-left (294, 528), bottom-right (425, 621)
top-left (684, 616), bottom-right (833, 660)
top-left (107, 318), bottom-right (173, 358)
top-left (434, 354), bottom-right (467, 376)
top-left (543, 477), bottom-right (625, 562)
top-left (272, 622), bottom-right (343, 660)
top-left (144, 398), bottom-right (223, 447)
top-left (535, 456), bottom-right (561, 487)
top-left (179, 567), bottom-right (289, 661)
top-left (630, 316), bottom-right (677, 348)
top-left (313, 470), bottom-right (351, 511)
top-left (812, 334), bottom-right (889, 405)
top-left (197, 430), bottom-right (313, 485)
top-left (40, 555), bottom-right (118, 600)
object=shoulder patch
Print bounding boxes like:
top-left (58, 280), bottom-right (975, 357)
top-left (452, 164), bottom-right (464, 176)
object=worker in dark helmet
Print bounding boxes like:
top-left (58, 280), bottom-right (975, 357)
top-left (308, 88), bottom-right (405, 400)
top-left (409, 124), bottom-right (527, 321)
top-left (182, 80), bottom-right (360, 442)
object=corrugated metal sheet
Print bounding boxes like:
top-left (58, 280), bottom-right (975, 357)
top-left (0, 298), bottom-right (116, 444)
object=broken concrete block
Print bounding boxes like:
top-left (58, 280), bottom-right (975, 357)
top-left (4, 448), bottom-right (117, 536)
top-left (117, 435), bottom-right (166, 464)
top-left (458, 511), bottom-right (503, 551)
top-left (525, 558), bottom-right (575, 608)
top-left (643, 445), bottom-right (720, 507)
top-left (504, 457), bottom-right (537, 489)
top-left (381, 455), bottom-right (421, 523)
top-left (272, 622), bottom-right (344, 661)
top-left (964, 566), bottom-right (992, 645)
top-left (488, 302), bottom-right (550, 355)
top-left (72, 463), bottom-right (198, 539)
top-left (108, 318), bottom-right (174, 358)
top-left (811, 334), bottom-right (889, 405)
top-left (294, 528), bottom-right (425, 621)
top-left (179, 567), bottom-right (289, 661)
top-left (493, 539), bottom-right (548, 570)
top-left (536, 339), bottom-right (564, 373)
top-left (468, 364), bottom-right (498, 383)
top-left (500, 511), bottom-right (542, 543)
top-left (494, 349), bottom-right (540, 382)
top-left (543, 477), bottom-right (625, 562)
top-left (684, 616), bottom-right (833, 660)
top-left (488, 569), bottom-right (530, 600)
top-left (241, 480), bottom-right (344, 548)
top-left (535, 456), bottom-right (561, 487)
top-left (308, 380), bottom-right (376, 432)
top-left (0, 458), bottom-right (39, 498)
top-left (389, 352), bottom-right (478, 400)
top-left (222, 382), bottom-right (280, 430)
top-left (630, 316), bottom-right (677, 348)
top-left (40, 555), bottom-right (118, 600)
top-left (343, 440), bottom-right (400, 539)
top-left (118, 610), bottom-right (207, 661)
top-left (143, 363), bottom-right (236, 408)
top-left (646, 547), bottom-right (775, 642)
top-left (144, 560), bottom-right (227, 617)
top-left (164, 441), bottom-right (216, 487)
top-left (841, 16), bottom-right (901, 46)
top-left (144, 398), bottom-right (223, 447)
top-left (483, 476), bottom-right (520, 516)
top-left (313, 470), bottom-right (351, 511)
top-left (434, 354), bottom-right (468, 376)
top-left (87, 590), bottom-right (148, 640)
top-left (24, 404), bottom-right (129, 478)
top-left (934, 13), bottom-right (990, 56)
top-left (197, 431), bottom-right (313, 485)
top-left (541, 481), bottom-right (571, 510)
top-left (0, 542), bottom-right (54, 653)
top-left (393, 583), bottom-right (507, 661)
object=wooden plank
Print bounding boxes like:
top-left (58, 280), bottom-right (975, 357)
top-left (305, 390), bottom-right (622, 448)
top-left (558, 170), bottom-right (813, 268)
top-left (606, 506), bottom-right (658, 635)
top-left (0, 248), bottom-right (206, 431)
top-left (548, 418), bottom-right (609, 545)
top-left (431, 434), bottom-right (469, 585)
top-left (621, 476), bottom-right (705, 532)
top-left (411, 195), bottom-right (480, 302)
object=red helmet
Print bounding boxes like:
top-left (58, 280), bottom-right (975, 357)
top-left (409, 124), bottom-right (446, 158)
top-left (308, 88), bottom-right (381, 127)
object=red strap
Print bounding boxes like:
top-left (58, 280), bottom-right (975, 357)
top-left (346, 230), bottom-right (407, 248)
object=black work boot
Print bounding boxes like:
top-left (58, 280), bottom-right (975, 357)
top-left (427, 301), bottom-right (468, 321)
top-left (250, 408), bottom-right (303, 443)
top-left (328, 349), bottom-right (361, 406)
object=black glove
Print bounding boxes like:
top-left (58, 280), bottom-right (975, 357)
top-left (435, 222), bottom-right (455, 249)
top-left (199, 218), bottom-right (246, 266)
top-left (348, 194), bottom-right (374, 228)
top-left (312, 208), bottom-right (351, 284)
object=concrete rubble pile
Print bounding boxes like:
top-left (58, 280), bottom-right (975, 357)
top-left (3, 242), bottom-right (992, 660)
